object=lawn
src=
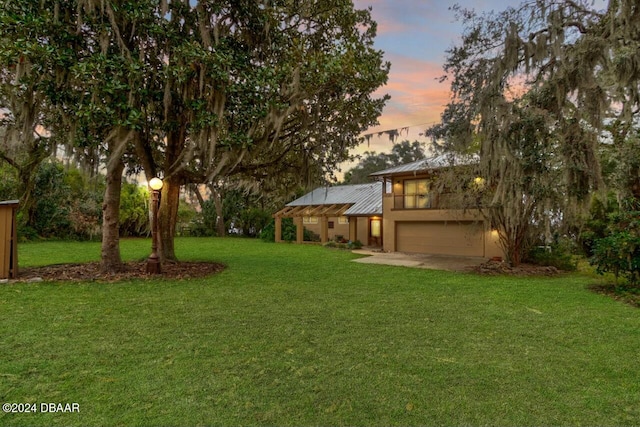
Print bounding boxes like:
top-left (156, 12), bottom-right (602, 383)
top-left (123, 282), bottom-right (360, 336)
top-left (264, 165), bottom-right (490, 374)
top-left (1, 238), bottom-right (639, 426)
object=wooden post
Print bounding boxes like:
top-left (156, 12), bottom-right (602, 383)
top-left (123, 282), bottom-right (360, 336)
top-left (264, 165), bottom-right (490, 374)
top-left (295, 216), bottom-right (304, 243)
top-left (320, 216), bottom-right (329, 243)
top-left (275, 216), bottom-right (282, 243)
top-left (349, 216), bottom-right (358, 242)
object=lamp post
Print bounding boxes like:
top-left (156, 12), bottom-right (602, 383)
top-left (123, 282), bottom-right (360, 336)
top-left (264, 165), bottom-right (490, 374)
top-left (146, 177), bottom-right (163, 274)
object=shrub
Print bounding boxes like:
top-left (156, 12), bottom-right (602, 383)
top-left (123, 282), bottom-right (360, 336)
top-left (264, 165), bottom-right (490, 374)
top-left (5, 161), bottom-right (105, 241)
top-left (186, 218), bottom-right (215, 237)
top-left (65, 170), bottom-right (103, 240)
top-left (349, 240), bottom-right (363, 250)
top-left (260, 219), bottom-right (322, 242)
top-left (260, 220), bottom-right (276, 242)
top-left (238, 208), bottom-right (272, 237)
top-left (29, 161), bottom-right (72, 238)
top-left (591, 231), bottom-right (640, 284)
top-left (304, 228), bottom-right (320, 242)
top-left (176, 200), bottom-right (198, 236)
top-left (589, 203), bottom-right (640, 285)
top-left (323, 239), bottom-right (363, 250)
top-left (0, 163), bottom-right (19, 200)
top-left (579, 192), bottom-right (619, 256)
top-left (260, 218), bottom-right (297, 242)
top-left (69, 196), bottom-right (102, 240)
top-left (119, 182), bottom-right (150, 237)
top-left (525, 238), bottom-right (577, 271)
top-left (17, 222), bottom-right (39, 242)
top-left (188, 199), bottom-right (218, 237)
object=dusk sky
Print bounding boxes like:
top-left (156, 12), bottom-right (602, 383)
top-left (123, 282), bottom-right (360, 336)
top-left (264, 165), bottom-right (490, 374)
top-left (347, 0), bottom-right (522, 162)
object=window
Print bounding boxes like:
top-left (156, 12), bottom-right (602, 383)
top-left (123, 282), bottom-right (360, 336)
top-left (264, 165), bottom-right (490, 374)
top-left (370, 218), bottom-right (381, 237)
top-left (328, 221), bottom-right (335, 229)
top-left (338, 216), bottom-right (349, 225)
top-left (403, 179), bottom-right (430, 208)
top-left (303, 216), bottom-right (318, 224)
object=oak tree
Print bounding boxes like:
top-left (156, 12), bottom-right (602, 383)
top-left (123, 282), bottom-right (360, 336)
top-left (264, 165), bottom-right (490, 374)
top-left (430, 0), bottom-right (640, 265)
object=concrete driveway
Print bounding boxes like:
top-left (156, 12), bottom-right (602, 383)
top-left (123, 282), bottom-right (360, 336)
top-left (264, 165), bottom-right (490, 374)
top-left (351, 249), bottom-right (486, 272)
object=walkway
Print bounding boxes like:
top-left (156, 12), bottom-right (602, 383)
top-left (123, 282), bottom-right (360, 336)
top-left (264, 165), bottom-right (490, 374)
top-left (351, 249), bottom-right (486, 272)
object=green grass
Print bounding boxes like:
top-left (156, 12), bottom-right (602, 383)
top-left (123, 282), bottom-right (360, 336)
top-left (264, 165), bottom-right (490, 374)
top-left (1, 238), bottom-right (639, 426)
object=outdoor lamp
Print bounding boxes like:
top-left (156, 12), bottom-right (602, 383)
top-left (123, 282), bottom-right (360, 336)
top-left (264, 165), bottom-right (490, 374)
top-left (149, 177), bottom-right (163, 191)
top-left (146, 177), bottom-right (163, 274)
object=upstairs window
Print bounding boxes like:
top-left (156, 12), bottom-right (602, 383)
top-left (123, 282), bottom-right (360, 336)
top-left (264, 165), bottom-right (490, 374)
top-left (403, 179), bottom-right (431, 209)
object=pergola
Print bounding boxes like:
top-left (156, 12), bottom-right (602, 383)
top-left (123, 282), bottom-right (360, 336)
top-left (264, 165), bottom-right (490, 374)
top-left (273, 182), bottom-right (383, 244)
top-left (273, 203), bottom-right (357, 243)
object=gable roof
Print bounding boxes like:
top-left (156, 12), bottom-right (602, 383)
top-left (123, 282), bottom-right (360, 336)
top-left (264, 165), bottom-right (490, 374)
top-left (285, 182), bottom-right (382, 216)
top-left (369, 153), bottom-right (478, 177)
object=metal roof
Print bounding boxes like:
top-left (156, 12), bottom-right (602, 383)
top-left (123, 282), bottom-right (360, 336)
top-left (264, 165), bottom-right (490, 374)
top-left (286, 182), bottom-right (382, 216)
top-left (369, 153), bottom-right (478, 177)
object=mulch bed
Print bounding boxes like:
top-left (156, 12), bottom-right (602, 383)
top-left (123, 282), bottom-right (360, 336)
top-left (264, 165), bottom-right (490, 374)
top-left (467, 259), bottom-right (560, 276)
top-left (12, 261), bottom-right (226, 283)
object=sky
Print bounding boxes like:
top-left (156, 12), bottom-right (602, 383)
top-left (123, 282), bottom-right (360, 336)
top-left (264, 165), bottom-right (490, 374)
top-left (346, 0), bottom-right (522, 163)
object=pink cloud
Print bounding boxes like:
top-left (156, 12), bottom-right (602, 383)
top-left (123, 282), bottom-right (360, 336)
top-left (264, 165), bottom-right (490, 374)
top-left (372, 53), bottom-right (451, 130)
top-left (345, 52), bottom-right (454, 162)
top-left (341, 0), bottom-right (529, 169)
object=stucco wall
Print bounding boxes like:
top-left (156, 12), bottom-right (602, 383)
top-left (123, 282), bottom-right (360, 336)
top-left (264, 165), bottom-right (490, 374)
top-left (301, 216), bottom-right (373, 243)
top-left (302, 218), bottom-right (349, 241)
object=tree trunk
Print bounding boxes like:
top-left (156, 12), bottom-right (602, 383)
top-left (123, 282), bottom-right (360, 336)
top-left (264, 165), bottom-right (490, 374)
top-left (158, 175), bottom-right (181, 262)
top-left (190, 184), bottom-right (206, 209)
top-left (18, 165), bottom-right (39, 227)
top-left (210, 185), bottom-right (226, 237)
top-left (496, 219), bottom-right (529, 267)
top-left (101, 159), bottom-right (125, 272)
top-left (158, 111), bottom-right (187, 261)
top-left (2, 139), bottom-right (50, 229)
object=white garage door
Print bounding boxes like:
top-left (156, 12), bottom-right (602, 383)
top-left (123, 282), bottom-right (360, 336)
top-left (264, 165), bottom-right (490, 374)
top-left (396, 221), bottom-right (484, 256)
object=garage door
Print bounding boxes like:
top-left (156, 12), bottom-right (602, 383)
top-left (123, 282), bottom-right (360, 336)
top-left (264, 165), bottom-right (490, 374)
top-left (396, 221), bottom-right (484, 256)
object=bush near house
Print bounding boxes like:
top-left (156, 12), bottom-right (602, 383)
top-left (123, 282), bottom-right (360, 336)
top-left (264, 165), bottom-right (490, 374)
top-left (324, 239), bottom-right (363, 250)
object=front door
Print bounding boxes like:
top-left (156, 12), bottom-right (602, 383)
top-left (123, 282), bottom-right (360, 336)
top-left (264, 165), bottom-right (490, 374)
top-left (369, 217), bottom-right (382, 247)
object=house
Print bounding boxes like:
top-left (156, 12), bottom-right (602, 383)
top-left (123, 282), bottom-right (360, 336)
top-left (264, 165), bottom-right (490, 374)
top-left (370, 154), bottom-right (503, 258)
top-left (273, 182), bottom-right (383, 246)
top-left (274, 154), bottom-right (503, 259)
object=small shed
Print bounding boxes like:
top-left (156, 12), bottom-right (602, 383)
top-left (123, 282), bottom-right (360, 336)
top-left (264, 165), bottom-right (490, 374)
top-left (0, 200), bottom-right (19, 279)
